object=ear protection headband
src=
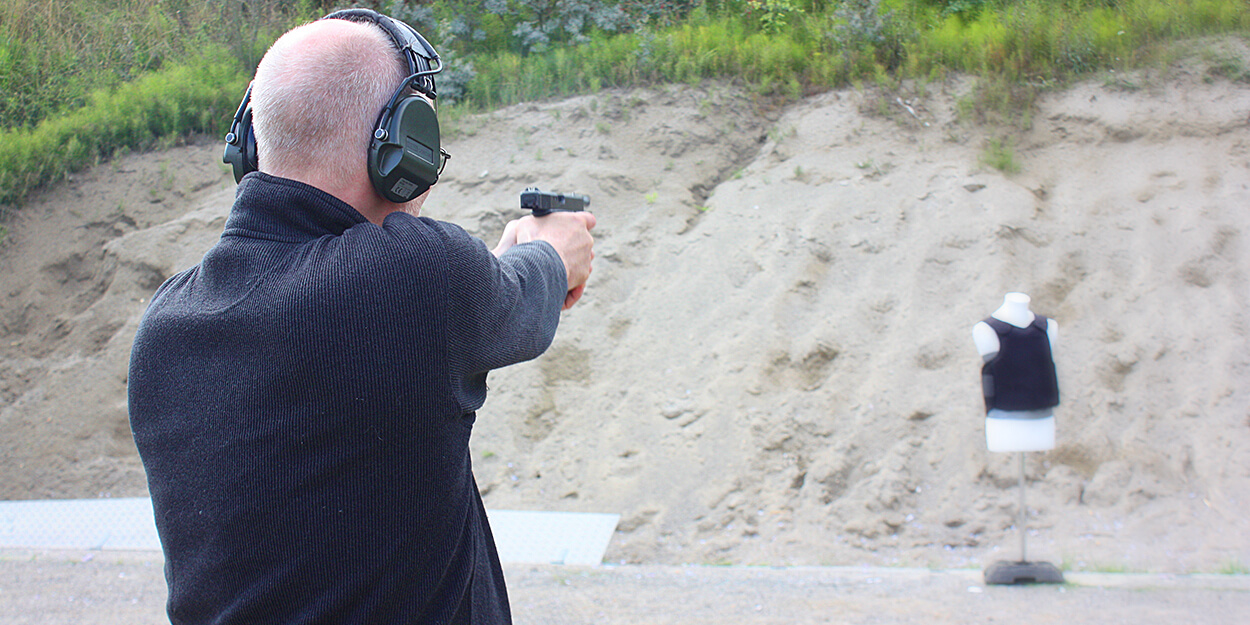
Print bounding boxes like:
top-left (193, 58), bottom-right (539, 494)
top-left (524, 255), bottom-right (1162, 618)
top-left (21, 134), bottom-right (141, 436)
top-left (223, 9), bottom-right (447, 203)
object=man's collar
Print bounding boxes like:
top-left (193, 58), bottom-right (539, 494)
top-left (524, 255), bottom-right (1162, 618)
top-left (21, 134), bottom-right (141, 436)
top-left (222, 172), bottom-right (370, 242)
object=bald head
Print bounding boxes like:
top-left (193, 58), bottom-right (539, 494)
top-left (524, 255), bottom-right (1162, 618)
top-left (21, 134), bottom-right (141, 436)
top-left (251, 18), bottom-right (407, 193)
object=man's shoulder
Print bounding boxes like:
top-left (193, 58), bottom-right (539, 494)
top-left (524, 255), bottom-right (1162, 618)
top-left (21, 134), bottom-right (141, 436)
top-left (353, 212), bottom-right (470, 257)
top-left (330, 214), bottom-right (490, 299)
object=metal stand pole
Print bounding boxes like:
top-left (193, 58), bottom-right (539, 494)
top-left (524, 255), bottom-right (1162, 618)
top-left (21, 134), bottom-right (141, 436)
top-left (1018, 451), bottom-right (1027, 562)
top-left (985, 451), bottom-right (1062, 584)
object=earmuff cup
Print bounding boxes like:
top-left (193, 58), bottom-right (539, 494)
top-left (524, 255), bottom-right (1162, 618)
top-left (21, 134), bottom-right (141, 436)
top-left (369, 95), bottom-right (441, 202)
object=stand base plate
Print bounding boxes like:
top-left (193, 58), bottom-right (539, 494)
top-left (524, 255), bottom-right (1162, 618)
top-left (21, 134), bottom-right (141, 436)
top-left (984, 560), bottom-right (1065, 585)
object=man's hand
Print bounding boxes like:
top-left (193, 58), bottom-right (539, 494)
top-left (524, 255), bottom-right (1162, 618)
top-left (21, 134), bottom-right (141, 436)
top-left (493, 212), bottom-right (596, 310)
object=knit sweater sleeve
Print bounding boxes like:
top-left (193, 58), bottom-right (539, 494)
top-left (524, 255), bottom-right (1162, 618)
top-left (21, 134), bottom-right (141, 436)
top-left (431, 219), bottom-right (567, 413)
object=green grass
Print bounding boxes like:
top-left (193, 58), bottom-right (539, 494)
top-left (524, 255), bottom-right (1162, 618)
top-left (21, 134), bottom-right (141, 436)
top-left (0, 0), bottom-right (305, 131)
top-left (980, 136), bottom-right (1021, 174)
top-left (0, 0), bottom-right (309, 208)
top-left (0, 46), bottom-right (248, 206)
top-left (1061, 557), bottom-right (1135, 573)
top-left (1204, 50), bottom-right (1250, 83)
top-left (458, 0), bottom-right (1250, 113)
top-left (1062, 556), bottom-right (1250, 575)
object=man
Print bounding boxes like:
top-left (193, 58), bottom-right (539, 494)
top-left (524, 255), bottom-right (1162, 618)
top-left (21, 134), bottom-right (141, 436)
top-left (128, 11), bottom-right (594, 625)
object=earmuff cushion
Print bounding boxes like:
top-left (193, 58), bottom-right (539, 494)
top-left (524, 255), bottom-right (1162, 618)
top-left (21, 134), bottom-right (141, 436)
top-left (223, 101), bottom-right (256, 183)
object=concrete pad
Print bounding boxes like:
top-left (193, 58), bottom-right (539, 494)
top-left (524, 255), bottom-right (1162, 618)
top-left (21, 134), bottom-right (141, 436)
top-left (0, 498), bottom-right (619, 566)
top-left (0, 498), bottom-right (160, 551)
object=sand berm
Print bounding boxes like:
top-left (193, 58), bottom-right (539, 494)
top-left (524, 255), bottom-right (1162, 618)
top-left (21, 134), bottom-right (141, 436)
top-left (2, 38), bottom-right (1249, 623)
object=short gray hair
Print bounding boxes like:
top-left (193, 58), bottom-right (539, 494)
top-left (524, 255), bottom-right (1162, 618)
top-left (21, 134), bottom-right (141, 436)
top-left (252, 20), bottom-right (407, 185)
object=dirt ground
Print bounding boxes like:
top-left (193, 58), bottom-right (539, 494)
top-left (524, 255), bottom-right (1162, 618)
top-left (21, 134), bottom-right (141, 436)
top-left (2, 548), bottom-right (1247, 625)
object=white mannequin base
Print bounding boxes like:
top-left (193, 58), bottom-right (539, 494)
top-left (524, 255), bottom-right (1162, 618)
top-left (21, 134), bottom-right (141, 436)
top-left (985, 415), bottom-right (1055, 452)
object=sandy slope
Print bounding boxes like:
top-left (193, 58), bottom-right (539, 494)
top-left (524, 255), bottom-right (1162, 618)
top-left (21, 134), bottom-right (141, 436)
top-left (2, 40), bottom-right (1249, 574)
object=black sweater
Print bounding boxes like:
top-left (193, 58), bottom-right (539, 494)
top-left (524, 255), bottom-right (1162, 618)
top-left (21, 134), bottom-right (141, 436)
top-left (128, 174), bottom-right (566, 624)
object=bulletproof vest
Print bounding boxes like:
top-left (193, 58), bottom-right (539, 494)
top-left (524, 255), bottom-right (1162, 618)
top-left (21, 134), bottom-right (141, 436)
top-left (981, 316), bottom-right (1060, 413)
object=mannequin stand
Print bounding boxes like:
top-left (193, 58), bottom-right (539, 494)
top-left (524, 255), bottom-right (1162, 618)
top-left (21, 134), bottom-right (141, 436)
top-left (984, 453), bottom-right (1064, 585)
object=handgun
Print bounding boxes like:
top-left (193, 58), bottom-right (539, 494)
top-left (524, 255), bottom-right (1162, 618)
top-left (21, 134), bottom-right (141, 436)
top-left (520, 187), bottom-right (590, 217)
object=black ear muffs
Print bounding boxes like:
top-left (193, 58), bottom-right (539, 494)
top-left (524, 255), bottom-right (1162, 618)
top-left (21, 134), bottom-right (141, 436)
top-left (369, 92), bottom-right (442, 202)
top-left (333, 8), bottom-right (446, 202)
top-left (223, 9), bottom-right (444, 200)
top-left (223, 84), bottom-right (257, 184)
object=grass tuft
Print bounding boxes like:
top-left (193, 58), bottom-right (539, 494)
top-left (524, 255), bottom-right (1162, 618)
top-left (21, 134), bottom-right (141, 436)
top-left (980, 136), bottom-right (1021, 174)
